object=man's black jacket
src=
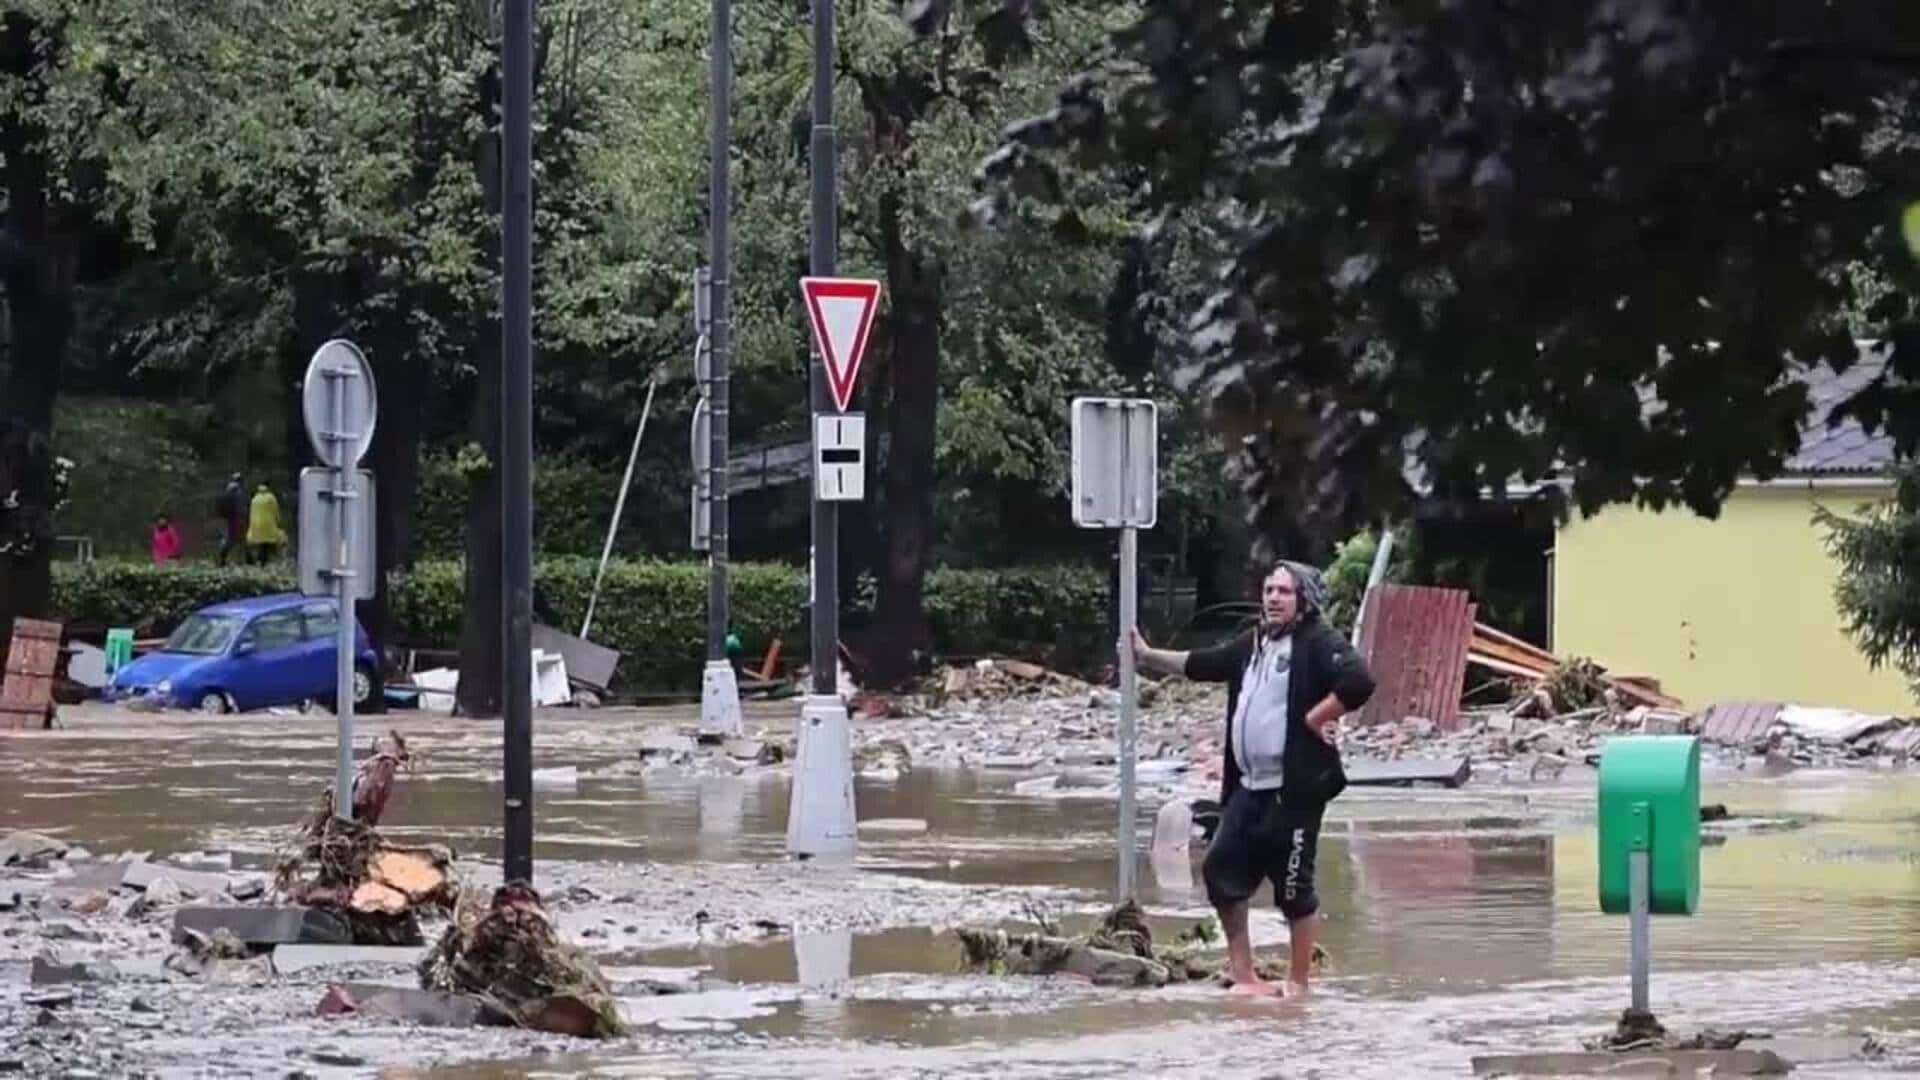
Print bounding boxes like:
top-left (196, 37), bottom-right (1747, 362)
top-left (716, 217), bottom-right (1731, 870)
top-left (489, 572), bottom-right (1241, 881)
top-left (1184, 617), bottom-right (1377, 807)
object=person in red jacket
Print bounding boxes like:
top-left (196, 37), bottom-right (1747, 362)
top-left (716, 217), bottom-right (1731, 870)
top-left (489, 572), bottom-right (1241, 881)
top-left (1131, 559), bottom-right (1376, 998)
top-left (150, 513), bottom-right (183, 565)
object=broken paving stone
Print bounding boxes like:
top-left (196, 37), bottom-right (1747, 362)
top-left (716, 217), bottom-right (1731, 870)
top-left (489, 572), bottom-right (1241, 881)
top-left (272, 944), bottom-right (425, 975)
top-left (172, 906), bottom-right (351, 947)
top-left (38, 922), bottom-right (102, 944)
top-left (124, 861), bottom-right (231, 899)
top-left (142, 877), bottom-right (184, 907)
top-left (23, 990), bottom-right (75, 1008)
top-left (30, 953), bottom-right (119, 986)
top-left (0, 831), bottom-right (69, 867)
top-left (130, 997), bottom-right (158, 1014)
top-left (638, 732), bottom-right (698, 757)
top-left (228, 875), bottom-right (267, 902)
top-left (172, 851), bottom-right (233, 873)
top-left (319, 983), bottom-right (497, 1028)
top-left (309, 1052), bottom-right (367, 1068)
top-left (981, 753), bottom-right (1045, 770)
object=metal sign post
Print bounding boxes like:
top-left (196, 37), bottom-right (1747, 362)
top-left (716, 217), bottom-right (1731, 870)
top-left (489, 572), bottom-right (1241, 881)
top-left (300, 339), bottom-right (377, 822)
top-left (1070, 397), bottom-right (1158, 900)
top-left (788, 277), bottom-right (879, 857)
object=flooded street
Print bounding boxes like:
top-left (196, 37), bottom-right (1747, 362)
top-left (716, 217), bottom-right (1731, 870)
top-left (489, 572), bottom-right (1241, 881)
top-left (4, 706), bottom-right (1918, 1076)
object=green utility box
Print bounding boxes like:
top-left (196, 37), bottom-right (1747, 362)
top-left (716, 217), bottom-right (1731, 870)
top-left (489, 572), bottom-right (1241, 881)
top-left (1597, 735), bottom-right (1701, 916)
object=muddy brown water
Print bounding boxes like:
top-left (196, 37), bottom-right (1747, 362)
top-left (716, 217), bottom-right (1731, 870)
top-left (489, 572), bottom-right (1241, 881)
top-left (5, 708), bottom-right (1919, 1076)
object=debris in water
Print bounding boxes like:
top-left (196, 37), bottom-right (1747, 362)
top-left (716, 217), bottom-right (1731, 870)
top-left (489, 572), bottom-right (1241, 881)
top-left (1584, 1009), bottom-right (1769, 1054)
top-left (274, 732), bottom-right (458, 945)
top-left (419, 881), bottom-right (626, 1039)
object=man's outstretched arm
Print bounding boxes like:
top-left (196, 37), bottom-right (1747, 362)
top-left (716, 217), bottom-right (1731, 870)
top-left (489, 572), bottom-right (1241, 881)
top-left (1128, 626), bottom-right (1189, 676)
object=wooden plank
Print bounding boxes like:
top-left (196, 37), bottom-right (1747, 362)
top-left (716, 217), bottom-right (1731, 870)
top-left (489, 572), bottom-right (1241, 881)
top-left (1466, 641), bottom-right (1543, 676)
top-left (1470, 621), bottom-right (1559, 665)
top-left (1, 618), bottom-right (60, 726)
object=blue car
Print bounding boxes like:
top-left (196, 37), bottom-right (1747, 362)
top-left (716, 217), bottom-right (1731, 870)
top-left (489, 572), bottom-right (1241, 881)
top-left (107, 594), bottom-right (379, 714)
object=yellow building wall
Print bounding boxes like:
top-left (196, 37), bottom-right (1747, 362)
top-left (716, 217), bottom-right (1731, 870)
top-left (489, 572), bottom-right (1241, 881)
top-left (1552, 483), bottom-right (1916, 715)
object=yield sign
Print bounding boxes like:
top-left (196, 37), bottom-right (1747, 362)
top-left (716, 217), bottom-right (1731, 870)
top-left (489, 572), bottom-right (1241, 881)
top-left (800, 277), bottom-right (882, 412)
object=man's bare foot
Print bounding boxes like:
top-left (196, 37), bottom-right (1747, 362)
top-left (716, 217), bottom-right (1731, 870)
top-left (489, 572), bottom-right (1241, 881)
top-left (1280, 980), bottom-right (1310, 999)
top-left (1227, 978), bottom-right (1279, 997)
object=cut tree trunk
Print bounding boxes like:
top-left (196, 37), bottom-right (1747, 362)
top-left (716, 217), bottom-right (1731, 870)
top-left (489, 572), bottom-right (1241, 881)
top-left (864, 193), bottom-right (943, 690)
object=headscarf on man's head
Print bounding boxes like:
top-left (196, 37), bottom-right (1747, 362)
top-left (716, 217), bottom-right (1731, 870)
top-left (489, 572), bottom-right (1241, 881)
top-left (1262, 559), bottom-right (1327, 635)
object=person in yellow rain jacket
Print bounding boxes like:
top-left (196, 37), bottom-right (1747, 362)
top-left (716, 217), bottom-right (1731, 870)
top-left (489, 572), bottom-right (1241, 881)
top-left (246, 482), bottom-right (287, 565)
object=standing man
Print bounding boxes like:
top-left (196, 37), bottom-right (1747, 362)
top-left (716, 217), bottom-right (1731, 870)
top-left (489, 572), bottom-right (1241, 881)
top-left (1130, 560), bottom-right (1375, 998)
top-left (247, 481), bottom-right (286, 565)
top-left (215, 473), bottom-right (246, 566)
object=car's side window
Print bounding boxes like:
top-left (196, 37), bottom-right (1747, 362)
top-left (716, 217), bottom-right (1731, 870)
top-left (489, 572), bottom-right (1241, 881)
top-left (303, 604), bottom-right (339, 642)
top-left (248, 610), bottom-right (304, 652)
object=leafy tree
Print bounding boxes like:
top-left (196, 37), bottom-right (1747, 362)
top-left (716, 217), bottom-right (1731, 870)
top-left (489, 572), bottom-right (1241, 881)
top-left (967, 1), bottom-right (1920, 561)
top-left (1818, 464), bottom-right (1920, 694)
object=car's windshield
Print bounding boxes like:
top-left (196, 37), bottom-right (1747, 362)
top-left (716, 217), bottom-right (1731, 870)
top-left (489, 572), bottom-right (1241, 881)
top-left (163, 614), bottom-right (244, 656)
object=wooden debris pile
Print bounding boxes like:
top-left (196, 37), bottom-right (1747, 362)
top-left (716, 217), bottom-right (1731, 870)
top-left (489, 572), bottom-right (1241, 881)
top-left (274, 733), bottom-right (459, 945)
top-left (938, 658), bottom-right (1087, 703)
top-left (419, 881), bottom-right (625, 1039)
top-left (1468, 622), bottom-right (1684, 712)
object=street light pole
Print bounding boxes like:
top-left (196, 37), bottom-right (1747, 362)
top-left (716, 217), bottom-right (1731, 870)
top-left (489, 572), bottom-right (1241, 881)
top-left (502, 0), bottom-right (536, 886)
top-left (809, 0), bottom-right (837, 696)
top-left (698, 0), bottom-right (743, 740)
top-left (707, 0), bottom-right (732, 666)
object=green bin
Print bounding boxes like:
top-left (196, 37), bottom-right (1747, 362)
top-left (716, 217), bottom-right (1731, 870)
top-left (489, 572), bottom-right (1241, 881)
top-left (1597, 735), bottom-right (1701, 916)
top-left (104, 628), bottom-right (135, 677)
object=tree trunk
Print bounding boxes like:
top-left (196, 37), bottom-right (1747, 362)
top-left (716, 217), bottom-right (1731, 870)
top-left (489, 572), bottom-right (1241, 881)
top-left (456, 59), bottom-right (506, 717)
top-left (864, 193), bottom-right (943, 689)
top-left (0, 14), bottom-right (72, 675)
top-left (352, 308), bottom-right (430, 713)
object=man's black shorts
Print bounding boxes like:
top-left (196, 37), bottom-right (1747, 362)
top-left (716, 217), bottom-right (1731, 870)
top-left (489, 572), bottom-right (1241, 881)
top-left (1201, 787), bottom-right (1325, 921)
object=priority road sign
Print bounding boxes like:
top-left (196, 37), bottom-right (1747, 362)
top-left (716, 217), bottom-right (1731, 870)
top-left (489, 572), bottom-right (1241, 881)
top-left (800, 277), bottom-right (881, 412)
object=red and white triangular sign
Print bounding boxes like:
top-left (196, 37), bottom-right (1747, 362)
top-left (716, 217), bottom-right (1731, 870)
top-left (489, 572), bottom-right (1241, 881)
top-left (800, 277), bottom-right (882, 412)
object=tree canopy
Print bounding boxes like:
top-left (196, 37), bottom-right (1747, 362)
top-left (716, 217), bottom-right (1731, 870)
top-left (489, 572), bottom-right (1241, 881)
top-left (971, 0), bottom-right (1920, 557)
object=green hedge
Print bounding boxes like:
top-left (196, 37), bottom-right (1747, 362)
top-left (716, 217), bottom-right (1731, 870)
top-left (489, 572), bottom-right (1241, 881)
top-left (51, 559), bottom-right (1106, 690)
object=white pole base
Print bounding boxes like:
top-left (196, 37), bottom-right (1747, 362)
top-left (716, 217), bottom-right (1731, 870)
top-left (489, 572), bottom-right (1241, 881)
top-left (786, 694), bottom-right (857, 859)
top-left (698, 660), bottom-right (744, 740)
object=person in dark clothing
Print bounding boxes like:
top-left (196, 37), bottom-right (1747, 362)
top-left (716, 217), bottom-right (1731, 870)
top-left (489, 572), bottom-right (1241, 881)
top-left (214, 474), bottom-right (246, 567)
top-left (1130, 559), bottom-right (1375, 998)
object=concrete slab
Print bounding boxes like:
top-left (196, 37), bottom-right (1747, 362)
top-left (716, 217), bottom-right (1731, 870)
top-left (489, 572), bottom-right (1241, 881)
top-left (327, 983), bottom-right (501, 1028)
top-left (1765, 1035), bottom-right (1878, 1064)
top-left (1471, 1048), bottom-right (1789, 1076)
top-left (172, 906), bottom-right (351, 946)
top-left (124, 861), bottom-right (231, 898)
top-left (1347, 757), bottom-right (1473, 788)
top-left (272, 945), bottom-right (426, 975)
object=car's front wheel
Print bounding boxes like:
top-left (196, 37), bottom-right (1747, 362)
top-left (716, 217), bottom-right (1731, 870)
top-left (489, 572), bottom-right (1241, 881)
top-left (352, 666), bottom-right (375, 706)
top-left (196, 691), bottom-right (229, 714)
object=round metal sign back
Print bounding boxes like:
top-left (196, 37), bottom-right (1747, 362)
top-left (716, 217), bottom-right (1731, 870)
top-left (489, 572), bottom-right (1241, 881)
top-left (301, 339), bottom-right (378, 468)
